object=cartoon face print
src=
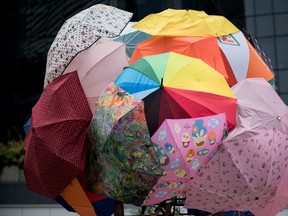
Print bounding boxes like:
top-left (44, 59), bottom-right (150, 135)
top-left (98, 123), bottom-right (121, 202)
top-left (168, 182), bottom-right (183, 189)
top-left (186, 149), bottom-right (195, 162)
top-left (207, 118), bottom-right (221, 128)
top-left (155, 191), bottom-right (168, 198)
top-left (192, 119), bottom-right (208, 148)
top-left (191, 158), bottom-right (200, 170)
top-left (197, 149), bottom-right (209, 156)
top-left (208, 131), bottom-right (217, 145)
top-left (153, 143), bottom-right (170, 166)
top-left (159, 155), bottom-right (170, 166)
top-left (170, 158), bottom-right (181, 170)
top-left (157, 182), bottom-right (169, 188)
top-left (158, 129), bottom-right (167, 141)
top-left (174, 169), bottom-right (188, 178)
top-left (174, 123), bottom-right (181, 134)
top-left (164, 143), bottom-right (176, 154)
top-left (182, 132), bottom-right (190, 148)
top-left (193, 134), bottom-right (207, 147)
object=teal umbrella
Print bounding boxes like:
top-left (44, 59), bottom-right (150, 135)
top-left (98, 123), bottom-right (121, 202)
top-left (114, 30), bottom-right (152, 59)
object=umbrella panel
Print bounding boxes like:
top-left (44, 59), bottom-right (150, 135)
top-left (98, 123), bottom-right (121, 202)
top-left (63, 37), bottom-right (129, 112)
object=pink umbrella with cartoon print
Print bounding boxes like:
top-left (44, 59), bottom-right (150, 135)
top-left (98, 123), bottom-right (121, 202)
top-left (142, 113), bottom-right (228, 205)
top-left (184, 129), bottom-right (288, 214)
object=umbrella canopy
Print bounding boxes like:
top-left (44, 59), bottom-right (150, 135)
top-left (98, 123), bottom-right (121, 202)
top-left (129, 35), bottom-right (229, 80)
top-left (143, 113), bottom-right (228, 205)
top-left (23, 117), bottom-right (112, 215)
top-left (59, 178), bottom-right (96, 216)
top-left (184, 129), bottom-right (288, 214)
top-left (63, 37), bottom-right (129, 113)
top-left (115, 52), bottom-right (237, 134)
top-left (114, 30), bottom-right (152, 60)
top-left (218, 32), bottom-right (275, 86)
top-left (132, 8), bottom-right (239, 37)
top-left (44, 3), bottom-right (132, 87)
top-left (86, 82), bottom-right (163, 206)
top-left (24, 71), bottom-right (92, 199)
top-left (226, 78), bottom-right (288, 141)
top-left (251, 168), bottom-right (288, 216)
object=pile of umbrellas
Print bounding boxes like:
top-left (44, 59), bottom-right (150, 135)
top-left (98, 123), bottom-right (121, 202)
top-left (23, 3), bottom-right (288, 216)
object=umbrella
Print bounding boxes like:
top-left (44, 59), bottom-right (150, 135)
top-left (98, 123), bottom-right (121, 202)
top-left (63, 37), bottom-right (129, 112)
top-left (184, 128), bottom-right (288, 214)
top-left (86, 82), bottom-right (163, 206)
top-left (23, 115), bottom-right (113, 216)
top-left (24, 71), bottom-right (92, 199)
top-left (59, 178), bottom-right (96, 216)
top-left (226, 78), bottom-right (288, 141)
top-left (58, 173), bottom-right (116, 216)
top-left (218, 32), bottom-right (275, 86)
top-left (114, 30), bottom-right (152, 60)
top-left (132, 8), bottom-right (239, 37)
top-left (44, 3), bottom-right (132, 87)
top-left (115, 51), bottom-right (237, 134)
top-left (251, 168), bottom-right (288, 216)
top-left (142, 113), bottom-right (228, 205)
top-left (129, 35), bottom-right (229, 80)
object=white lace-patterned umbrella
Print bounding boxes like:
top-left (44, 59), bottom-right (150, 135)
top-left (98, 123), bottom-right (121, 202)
top-left (44, 4), bottom-right (132, 87)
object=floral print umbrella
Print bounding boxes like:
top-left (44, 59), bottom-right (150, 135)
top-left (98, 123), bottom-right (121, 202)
top-left (86, 82), bottom-right (163, 206)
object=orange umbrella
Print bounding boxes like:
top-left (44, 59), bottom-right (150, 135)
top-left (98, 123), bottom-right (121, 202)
top-left (60, 178), bottom-right (97, 216)
top-left (129, 36), bottom-right (229, 80)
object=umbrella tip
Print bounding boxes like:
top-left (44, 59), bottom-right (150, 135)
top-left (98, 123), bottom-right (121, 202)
top-left (160, 78), bottom-right (163, 88)
top-left (277, 116), bottom-right (281, 121)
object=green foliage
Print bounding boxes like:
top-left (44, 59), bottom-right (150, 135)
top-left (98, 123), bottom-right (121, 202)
top-left (0, 140), bottom-right (25, 173)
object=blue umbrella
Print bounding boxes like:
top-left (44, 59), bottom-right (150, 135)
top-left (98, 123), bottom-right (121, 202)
top-left (23, 117), bottom-right (31, 135)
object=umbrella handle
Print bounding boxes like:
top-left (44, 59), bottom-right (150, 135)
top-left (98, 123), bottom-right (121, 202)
top-left (114, 201), bottom-right (124, 216)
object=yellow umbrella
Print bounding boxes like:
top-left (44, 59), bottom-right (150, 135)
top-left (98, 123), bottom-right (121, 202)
top-left (132, 8), bottom-right (240, 37)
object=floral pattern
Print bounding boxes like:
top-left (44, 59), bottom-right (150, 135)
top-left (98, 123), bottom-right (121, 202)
top-left (44, 4), bottom-right (132, 87)
top-left (86, 82), bottom-right (163, 206)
